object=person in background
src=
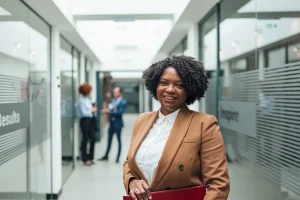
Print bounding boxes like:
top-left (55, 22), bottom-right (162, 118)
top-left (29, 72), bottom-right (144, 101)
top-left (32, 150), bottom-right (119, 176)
top-left (123, 55), bottom-right (230, 200)
top-left (98, 87), bottom-right (127, 163)
top-left (78, 83), bottom-right (97, 166)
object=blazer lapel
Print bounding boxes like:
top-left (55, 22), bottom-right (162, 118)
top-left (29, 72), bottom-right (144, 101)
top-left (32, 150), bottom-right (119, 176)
top-left (128, 111), bottom-right (159, 184)
top-left (150, 106), bottom-right (194, 190)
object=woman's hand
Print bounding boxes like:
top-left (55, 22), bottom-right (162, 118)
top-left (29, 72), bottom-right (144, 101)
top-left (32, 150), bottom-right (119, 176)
top-left (92, 107), bottom-right (97, 113)
top-left (129, 179), bottom-right (152, 200)
top-left (101, 108), bottom-right (109, 113)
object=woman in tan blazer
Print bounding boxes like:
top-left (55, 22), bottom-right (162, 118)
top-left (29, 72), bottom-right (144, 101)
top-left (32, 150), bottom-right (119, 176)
top-left (123, 55), bottom-right (230, 200)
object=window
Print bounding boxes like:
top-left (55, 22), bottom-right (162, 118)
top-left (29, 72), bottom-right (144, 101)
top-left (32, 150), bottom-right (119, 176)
top-left (288, 42), bottom-right (300, 63)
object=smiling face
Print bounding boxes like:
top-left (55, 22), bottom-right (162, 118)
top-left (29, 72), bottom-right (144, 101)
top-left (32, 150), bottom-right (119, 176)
top-left (156, 67), bottom-right (187, 115)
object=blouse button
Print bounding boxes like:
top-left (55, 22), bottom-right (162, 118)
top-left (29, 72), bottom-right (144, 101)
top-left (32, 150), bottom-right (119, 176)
top-left (179, 164), bottom-right (184, 171)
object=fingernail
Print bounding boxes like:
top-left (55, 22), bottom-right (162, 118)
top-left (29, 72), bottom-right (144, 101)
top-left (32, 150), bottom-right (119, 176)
top-left (149, 196), bottom-right (152, 199)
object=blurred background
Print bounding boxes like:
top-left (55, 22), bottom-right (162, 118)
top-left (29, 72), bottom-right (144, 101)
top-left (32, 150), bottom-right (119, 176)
top-left (0, 0), bottom-right (299, 199)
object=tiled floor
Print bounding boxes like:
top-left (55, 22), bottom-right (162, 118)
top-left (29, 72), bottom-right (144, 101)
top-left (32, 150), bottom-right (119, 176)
top-left (59, 114), bottom-right (299, 200)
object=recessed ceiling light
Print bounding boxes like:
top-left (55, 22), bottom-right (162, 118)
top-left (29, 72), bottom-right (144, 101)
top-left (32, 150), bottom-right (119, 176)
top-left (231, 41), bottom-right (238, 47)
top-left (15, 43), bottom-right (22, 48)
top-left (293, 47), bottom-right (298, 52)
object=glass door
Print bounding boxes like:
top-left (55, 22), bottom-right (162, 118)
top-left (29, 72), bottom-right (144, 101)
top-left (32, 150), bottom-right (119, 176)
top-left (60, 37), bottom-right (75, 183)
top-left (0, 0), bottom-right (52, 199)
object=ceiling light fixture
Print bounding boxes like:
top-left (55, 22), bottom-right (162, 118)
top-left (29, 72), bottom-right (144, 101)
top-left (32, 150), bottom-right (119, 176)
top-left (231, 41), bottom-right (238, 47)
top-left (293, 47), bottom-right (298, 52)
top-left (15, 43), bottom-right (22, 48)
top-left (30, 51), bottom-right (36, 56)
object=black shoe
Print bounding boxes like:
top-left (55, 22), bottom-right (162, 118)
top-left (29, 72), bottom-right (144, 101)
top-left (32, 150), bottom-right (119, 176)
top-left (90, 160), bottom-right (96, 164)
top-left (98, 156), bottom-right (108, 161)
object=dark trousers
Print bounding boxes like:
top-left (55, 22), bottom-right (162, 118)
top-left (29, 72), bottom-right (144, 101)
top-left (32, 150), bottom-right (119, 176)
top-left (80, 118), bottom-right (96, 162)
top-left (104, 125), bottom-right (122, 159)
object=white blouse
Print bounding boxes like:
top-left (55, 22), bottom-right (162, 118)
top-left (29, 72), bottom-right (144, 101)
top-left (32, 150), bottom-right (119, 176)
top-left (135, 109), bottom-right (180, 184)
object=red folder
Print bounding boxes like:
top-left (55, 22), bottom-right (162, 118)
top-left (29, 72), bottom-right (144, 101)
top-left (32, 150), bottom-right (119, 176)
top-left (123, 185), bottom-right (206, 200)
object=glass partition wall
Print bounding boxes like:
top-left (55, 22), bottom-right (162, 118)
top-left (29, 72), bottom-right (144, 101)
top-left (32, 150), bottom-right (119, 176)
top-left (0, 0), bottom-right (52, 199)
top-left (60, 37), bottom-right (75, 183)
top-left (60, 37), bottom-right (82, 184)
top-left (199, 0), bottom-right (300, 199)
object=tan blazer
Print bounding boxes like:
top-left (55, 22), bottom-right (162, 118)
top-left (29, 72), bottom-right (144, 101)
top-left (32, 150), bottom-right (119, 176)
top-left (123, 106), bottom-right (230, 200)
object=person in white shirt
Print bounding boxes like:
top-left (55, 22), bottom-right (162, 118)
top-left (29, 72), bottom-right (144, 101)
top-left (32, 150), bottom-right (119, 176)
top-left (123, 55), bottom-right (230, 200)
top-left (77, 83), bottom-right (97, 166)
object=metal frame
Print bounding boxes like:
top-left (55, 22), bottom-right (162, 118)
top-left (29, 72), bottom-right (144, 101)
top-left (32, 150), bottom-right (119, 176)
top-left (216, 3), bottom-right (221, 120)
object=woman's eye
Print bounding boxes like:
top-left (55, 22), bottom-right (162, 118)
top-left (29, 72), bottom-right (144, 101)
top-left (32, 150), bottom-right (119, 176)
top-left (177, 84), bottom-right (184, 88)
top-left (160, 82), bottom-right (167, 85)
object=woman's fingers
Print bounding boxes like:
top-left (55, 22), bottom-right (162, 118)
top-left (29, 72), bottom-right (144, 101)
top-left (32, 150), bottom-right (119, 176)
top-left (142, 181), bottom-right (152, 200)
top-left (129, 191), bottom-right (137, 200)
top-left (134, 186), bottom-right (144, 200)
top-left (136, 184), bottom-right (147, 200)
top-left (129, 179), bottom-right (151, 200)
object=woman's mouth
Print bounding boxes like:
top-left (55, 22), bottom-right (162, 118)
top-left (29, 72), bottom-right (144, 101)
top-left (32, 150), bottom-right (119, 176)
top-left (163, 96), bottom-right (176, 102)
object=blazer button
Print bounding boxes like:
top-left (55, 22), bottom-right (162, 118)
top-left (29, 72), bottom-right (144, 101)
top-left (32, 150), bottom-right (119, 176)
top-left (179, 164), bottom-right (184, 171)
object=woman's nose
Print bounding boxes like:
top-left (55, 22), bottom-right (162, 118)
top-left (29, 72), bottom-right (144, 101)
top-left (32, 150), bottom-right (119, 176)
top-left (166, 85), bottom-right (175, 93)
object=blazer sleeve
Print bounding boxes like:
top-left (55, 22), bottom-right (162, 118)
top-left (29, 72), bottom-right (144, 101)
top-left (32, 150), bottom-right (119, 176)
top-left (123, 158), bottom-right (136, 194)
top-left (123, 114), bottom-right (141, 194)
top-left (110, 100), bottom-right (127, 117)
top-left (201, 115), bottom-right (230, 200)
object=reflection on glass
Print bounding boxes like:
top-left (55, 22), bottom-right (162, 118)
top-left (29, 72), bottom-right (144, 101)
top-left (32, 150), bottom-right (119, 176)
top-left (0, 0), bottom-right (51, 199)
top-left (72, 49), bottom-right (80, 163)
top-left (60, 37), bottom-right (74, 183)
top-left (230, 58), bottom-right (247, 73)
top-left (288, 42), bottom-right (300, 63)
top-left (201, 12), bottom-right (217, 73)
top-left (199, 10), bottom-right (218, 116)
top-left (217, 0), bottom-right (300, 199)
top-left (267, 47), bottom-right (286, 67)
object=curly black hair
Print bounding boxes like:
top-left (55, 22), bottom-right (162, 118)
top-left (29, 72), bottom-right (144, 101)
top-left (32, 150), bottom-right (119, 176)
top-left (142, 55), bottom-right (208, 105)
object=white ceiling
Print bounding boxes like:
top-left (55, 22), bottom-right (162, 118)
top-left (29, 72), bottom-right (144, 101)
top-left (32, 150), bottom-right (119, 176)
top-left (76, 19), bottom-right (173, 71)
top-left (55, 0), bottom-right (183, 15)
top-left (52, 0), bottom-right (187, 71)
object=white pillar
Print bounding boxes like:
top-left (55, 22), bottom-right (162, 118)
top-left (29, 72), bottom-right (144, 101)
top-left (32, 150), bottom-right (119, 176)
top-left (186, 23), bottom-right (199, 59)
top-left (50, 27), bottom-right (62, 194)
top-left (186, 23), bottom-right (200, 111)
top-left (79, 53), bottom-right (85, 84)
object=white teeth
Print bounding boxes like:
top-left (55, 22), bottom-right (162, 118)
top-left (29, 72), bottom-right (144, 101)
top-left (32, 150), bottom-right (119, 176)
top-left (165, 96), bottom-right (175, 100)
